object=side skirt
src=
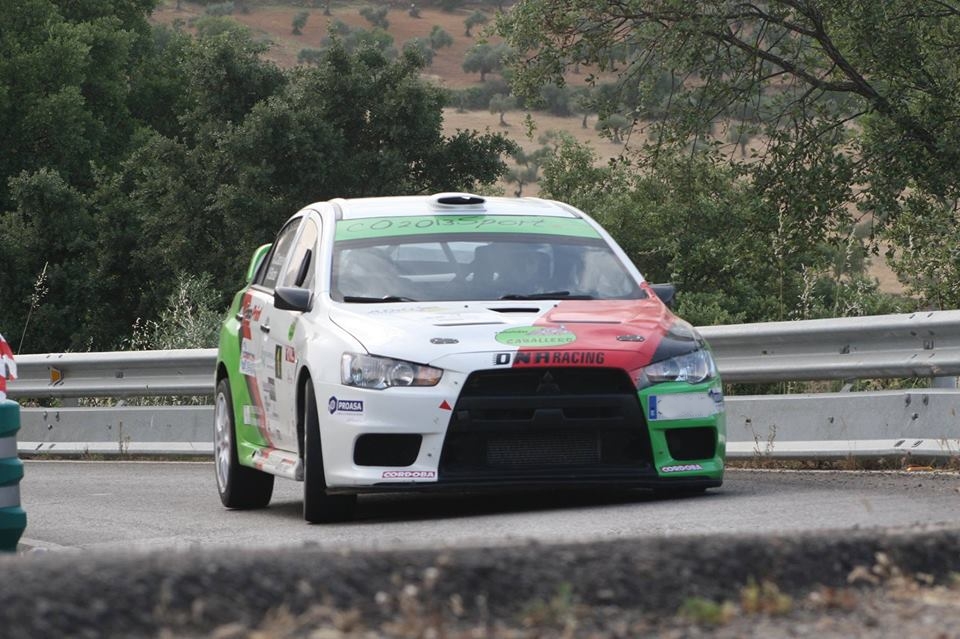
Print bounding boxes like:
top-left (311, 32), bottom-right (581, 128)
top-left (251, 447), bottom-right (304, 481)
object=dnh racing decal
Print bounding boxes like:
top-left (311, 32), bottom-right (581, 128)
top-left (514, 350), bottom-right (606, 365)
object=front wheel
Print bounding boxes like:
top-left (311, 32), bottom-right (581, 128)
top-left (214, 377), bottom-right (274, 509)
top-left (303, 382), bottom-right (357, 523)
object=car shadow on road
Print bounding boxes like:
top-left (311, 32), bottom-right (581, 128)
top-left (264, 486), bottom-right (721, 525)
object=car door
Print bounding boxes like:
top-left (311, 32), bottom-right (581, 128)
top-left (260, 216), bottom-right (320, 452)
top-left (246, 217), bottom-right (302, 450)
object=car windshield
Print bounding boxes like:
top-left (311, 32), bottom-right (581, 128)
top-left (330, 215), bottom-right (644, 302)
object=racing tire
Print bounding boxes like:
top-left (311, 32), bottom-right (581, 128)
top-left (214, 377), bottom-right (274, 509)
top-left (303, 382), bottom-right (357, 524)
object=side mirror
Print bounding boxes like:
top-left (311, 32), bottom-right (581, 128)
top-left (275, 286), bottom-right (313, 313)
top-left (650, 283), bottom-right (676, 309)
top-left (246, 243), bottom-right (273, 283)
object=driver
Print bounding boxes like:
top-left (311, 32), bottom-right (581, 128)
top-left (472, 243), bottom-right (548, 297)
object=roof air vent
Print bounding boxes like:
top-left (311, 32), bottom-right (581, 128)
top-left (431, 193), bottom-right (487, 208)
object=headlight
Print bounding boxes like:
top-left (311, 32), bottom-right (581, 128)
top-left (340, 353), bottom-right (442, 389)
top-left (636, 349), bottom-right (717, 389)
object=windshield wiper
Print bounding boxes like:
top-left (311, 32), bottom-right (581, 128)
top-left (498, 291), bottom-right (593, 300)
top-left (342, 295), bottom-right (418, 303)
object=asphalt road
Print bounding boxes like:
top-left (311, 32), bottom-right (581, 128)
top-left (16, 461), bottom-right (960, 553)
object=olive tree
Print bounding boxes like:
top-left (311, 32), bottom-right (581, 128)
top-left (499, 0), bottom-right (959, 310)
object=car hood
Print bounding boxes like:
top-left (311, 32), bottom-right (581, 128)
top-left (328, 298), bottom-right (677, 371)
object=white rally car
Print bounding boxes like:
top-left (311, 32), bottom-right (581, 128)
top-left (215, 194), bottom-right (725, 523)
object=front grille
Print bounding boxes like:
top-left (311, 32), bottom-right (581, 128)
top-left (487, 432), bottom-right (599, 467)
top-left (439, 368), bottom-right (655, 482)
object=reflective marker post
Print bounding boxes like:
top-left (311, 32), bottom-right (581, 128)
top-left (0, 399), bottom-right (25, 552)
top-left (0, 333), bottom-right (24, 552)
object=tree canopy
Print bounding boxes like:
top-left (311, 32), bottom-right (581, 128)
top-left (1, 3), bottom-right (515, 353)
top-left (6, 0), bottom-right (956, 353)
top-left (0, 0), bottom-right (158, 210)
top-left (498, 0), bottom-right (960, 311)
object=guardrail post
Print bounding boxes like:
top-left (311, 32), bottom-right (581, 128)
top-left (0, 399), bottom-right (25, 552)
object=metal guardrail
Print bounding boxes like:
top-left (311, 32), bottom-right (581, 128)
top-left (701, 310), bottom-right (960, 382)
top-left (11, 311), bottom-right (960, 396)
top-left (7, 311), bottom-right (960, 460)
top-left (9, 349), bottom-right (217, 398)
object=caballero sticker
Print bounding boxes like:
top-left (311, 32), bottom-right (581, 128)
top-left (495, 326), bottom-right (576, 346)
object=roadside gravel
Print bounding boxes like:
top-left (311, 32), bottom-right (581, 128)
top-left (2, 525), bottom-right (959, 638)
top-left (192, 577), bottom-right (960, 639)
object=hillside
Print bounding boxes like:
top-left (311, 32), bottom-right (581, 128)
top-left (150, 1), bottom-right (624, 189)
top-left (154, 1), bottom-right (504, 86)
top-left (150, 1), bottom-right (905, 294)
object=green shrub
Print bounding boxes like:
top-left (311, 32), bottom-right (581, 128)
top-left (205, 1), bottom-right (234, 16)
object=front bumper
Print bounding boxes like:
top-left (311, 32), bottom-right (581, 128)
top-left (317, 369), bottom-right (725, 491)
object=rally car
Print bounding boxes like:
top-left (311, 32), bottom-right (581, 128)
top-left (214, 193), bottom-right (725, 523)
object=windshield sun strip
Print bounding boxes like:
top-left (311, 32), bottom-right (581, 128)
top-left (335, 215), bottom-right (601, 241)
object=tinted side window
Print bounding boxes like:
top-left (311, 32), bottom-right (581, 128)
top-left (258, 220), bottom-right (301, 289)
top-left (281, 219), bottom-right (319, 289)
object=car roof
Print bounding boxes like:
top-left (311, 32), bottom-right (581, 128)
top-left (326, 193), bottom-right (583, 220)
